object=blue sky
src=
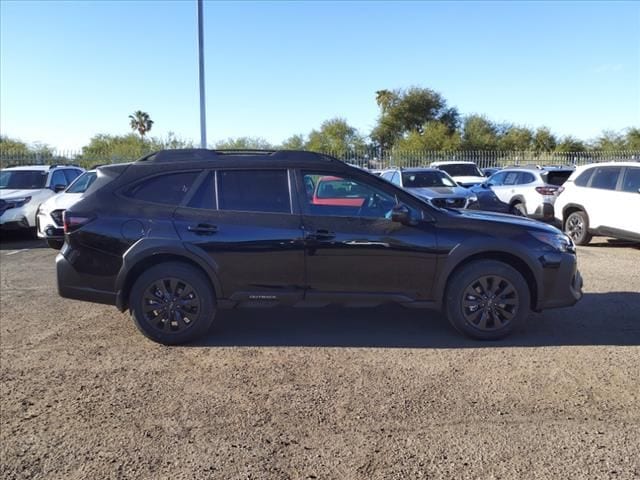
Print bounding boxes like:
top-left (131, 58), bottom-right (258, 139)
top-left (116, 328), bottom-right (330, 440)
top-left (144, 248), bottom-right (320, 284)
top-left (1, 0), bottom-right (639, 150)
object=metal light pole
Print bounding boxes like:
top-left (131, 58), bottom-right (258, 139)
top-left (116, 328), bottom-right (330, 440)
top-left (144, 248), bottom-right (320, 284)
top-left (197, 0), bottom-right (207, 148)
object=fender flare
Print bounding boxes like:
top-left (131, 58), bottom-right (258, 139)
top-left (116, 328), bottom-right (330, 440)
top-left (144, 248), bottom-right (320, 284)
top-left (114, 238), bottom-right (223, 311)
top-left (432, 237), bottom-right (544, 310)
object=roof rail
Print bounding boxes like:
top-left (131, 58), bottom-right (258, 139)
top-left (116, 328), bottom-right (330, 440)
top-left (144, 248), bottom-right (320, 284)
top-left (135, 148), bottom-right (339, 163)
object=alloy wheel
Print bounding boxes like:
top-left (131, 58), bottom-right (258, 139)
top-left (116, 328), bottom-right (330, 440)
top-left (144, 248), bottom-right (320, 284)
top-left (566, 214), bottom-right (584, 242)
top-left (142, 278), bottom-right (201, 333)
top-left (461, 275), bottom-right (519, 331)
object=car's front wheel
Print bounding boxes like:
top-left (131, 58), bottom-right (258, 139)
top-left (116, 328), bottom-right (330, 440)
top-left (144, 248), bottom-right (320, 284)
top-left (445, 260), bottom-right (530, 340)
top-left (129, 262), bottom-right (216, 345)
top-left (564, 210), bottom-right (592, 246)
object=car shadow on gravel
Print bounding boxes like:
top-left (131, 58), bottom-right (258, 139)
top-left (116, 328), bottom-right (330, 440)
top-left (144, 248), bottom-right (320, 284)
top-left (0, 230), bottom-right (48, 250)
top-left (192, 292), bottom-right (640, 349)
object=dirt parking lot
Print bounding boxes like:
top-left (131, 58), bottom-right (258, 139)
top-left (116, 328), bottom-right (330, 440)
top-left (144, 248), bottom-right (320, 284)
top-left (1, 232), bottom-right (639, 479)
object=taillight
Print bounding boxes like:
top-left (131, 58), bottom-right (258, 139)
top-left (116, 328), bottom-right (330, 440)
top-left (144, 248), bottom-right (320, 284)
top-left (535, 186), bottom-right (560, 195)
top-left (63, 212), bottom-right (93, 233)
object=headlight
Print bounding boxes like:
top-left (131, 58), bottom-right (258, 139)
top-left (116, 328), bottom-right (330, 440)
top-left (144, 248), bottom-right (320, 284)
top-left (530, 231), bottom-right (575, 253)
top-left (6, 196), bottom-right (32, 208)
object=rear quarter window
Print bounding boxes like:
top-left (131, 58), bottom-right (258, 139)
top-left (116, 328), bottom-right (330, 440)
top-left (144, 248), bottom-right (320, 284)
top-left (125, 171), bottom-right (200, 205)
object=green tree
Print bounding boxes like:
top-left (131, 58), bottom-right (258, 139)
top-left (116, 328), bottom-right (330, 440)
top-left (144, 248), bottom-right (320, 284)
top-left (280, 134), bottom-right (307, 150)
top-left (592, 130), bottom-right (627, 151)
top-left (306, 118), bottom-right (366, 155)
top-left (371, 87), bottom-right (459, 149)
top-left (555, 136), bottom-right (587, 152)
top-left (625, 127), bottom-right (640, 150)
top-left (395, 121), bottom-right (462, 152)
top-left (0, 135), bottom-right (30, 154)
top-left (533, 127), bottom-right (557, 152)
top-left (461, 115), bottom-right (499, 150)
top-left (80, 133), bottom-right (157, 165)
top-left (128, 110), bottom-right (154, 138)
top-left (498, 125), bottom-right (534, 151)
top-left (214, 137), bottom-right (273, 149)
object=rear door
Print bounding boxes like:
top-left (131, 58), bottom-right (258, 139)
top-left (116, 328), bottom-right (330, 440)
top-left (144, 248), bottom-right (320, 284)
top-left (584, 166), bottom-right (623, 230)
top-left (297, 169), bottom-right (439, 302)
top-left (616, 166), bottom-right (640, 236)
top-left (173, 169), bottom-right (306, 302)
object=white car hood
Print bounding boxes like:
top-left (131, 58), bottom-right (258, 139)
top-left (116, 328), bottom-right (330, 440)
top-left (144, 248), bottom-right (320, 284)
top-left (0, 189), bottom-right (42, 199)
top-left (452, 175), bottom-right (486, 186)
top-left (39, 192), bottom-right (82, 212)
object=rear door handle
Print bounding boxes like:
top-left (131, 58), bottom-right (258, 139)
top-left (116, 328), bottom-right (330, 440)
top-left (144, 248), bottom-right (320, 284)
top-left (307, 229), bottom-right (335, 241)
top-left (187, 223), bottom-right (218, 235)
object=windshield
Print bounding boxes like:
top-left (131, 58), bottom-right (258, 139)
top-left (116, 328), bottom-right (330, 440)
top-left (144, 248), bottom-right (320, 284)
top-left (402, 171), bottom-right (457, 188)
top-left (0, 170), bottom-right (48, 190)
top-left (66, 171), bottom-right (97, 193)
top-left (438, 163), bottom-right (482, 177)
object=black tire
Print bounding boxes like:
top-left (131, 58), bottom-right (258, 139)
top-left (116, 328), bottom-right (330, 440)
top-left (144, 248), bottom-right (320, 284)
top-left (445, 260), bottom-right (531, 340)
top-left (564, 210), bottom-right (592, 246)
top-left (46, 239), bottom-right (64, 250)
top-left (129, 262), bottom-right (216, 345)
top-left (509, 202), bottom-right (527, 217)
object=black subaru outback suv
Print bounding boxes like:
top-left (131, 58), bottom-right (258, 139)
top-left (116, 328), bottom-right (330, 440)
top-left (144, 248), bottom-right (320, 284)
top-left (57, 149), bottom-right (583, 344)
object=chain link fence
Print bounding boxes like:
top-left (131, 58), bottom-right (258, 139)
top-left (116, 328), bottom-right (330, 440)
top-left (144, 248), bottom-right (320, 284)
top-left (1, 147), bottom-right (638, 170)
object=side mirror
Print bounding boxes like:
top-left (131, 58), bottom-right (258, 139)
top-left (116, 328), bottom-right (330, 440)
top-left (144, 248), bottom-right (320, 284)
top-left (53, 184), bottom-right (66, 193)
top-left (481, 182), bottom-right (490, 189)
top-left (391, 204), bottom-right (417, 226)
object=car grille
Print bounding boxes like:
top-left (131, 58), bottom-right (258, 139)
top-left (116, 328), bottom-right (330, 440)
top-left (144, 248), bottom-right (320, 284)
top-left (50, 209), bottom-right (65, 227)
top-left (431, 197), bottom-right (467, 209)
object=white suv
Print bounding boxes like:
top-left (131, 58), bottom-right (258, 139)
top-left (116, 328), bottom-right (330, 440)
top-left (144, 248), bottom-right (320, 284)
top-left (429, 161), bottom-right (486, 187)
top-left (482, 166), bottom-right (574, 220)
top-left (554, 162), bottom-right (640, 245)
top-left (0, 165), bottom-right (84, 235)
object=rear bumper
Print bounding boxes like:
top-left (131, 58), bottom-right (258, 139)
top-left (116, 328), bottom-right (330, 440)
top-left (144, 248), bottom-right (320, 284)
top-left (56, 252), bottom-right (117, 306)
top-left (530, 202), bottom-right (555, 220)
top-left (536, 252), bottom-right (583, 310)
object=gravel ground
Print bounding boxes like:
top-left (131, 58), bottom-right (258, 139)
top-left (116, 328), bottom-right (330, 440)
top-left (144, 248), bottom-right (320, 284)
top-left (1, 232), bottom-right (639, 479)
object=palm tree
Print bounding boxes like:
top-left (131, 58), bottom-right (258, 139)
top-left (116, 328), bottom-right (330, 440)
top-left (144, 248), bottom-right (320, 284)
top-left (375, 89), bottom-right (395, 114)
top-left (129, 111), bottom-right (154, 138)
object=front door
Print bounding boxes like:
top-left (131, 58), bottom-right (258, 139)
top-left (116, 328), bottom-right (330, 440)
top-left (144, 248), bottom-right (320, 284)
top-left (297, 170), bottom-right (439, 302)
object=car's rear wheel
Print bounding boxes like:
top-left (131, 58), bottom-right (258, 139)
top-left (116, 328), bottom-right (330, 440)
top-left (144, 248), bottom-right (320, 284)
top-left (129, 262), bottom-right (215, 345)
top-left (46, 239), bottom-right (64, 249)
top-left (564, 210), bottom-right (592, 246)
top-left (445, 260), bottom-right (530, 340)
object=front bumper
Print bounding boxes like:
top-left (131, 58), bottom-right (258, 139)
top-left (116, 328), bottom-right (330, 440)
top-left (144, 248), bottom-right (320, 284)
top-left (0, 206), bottom-right (32, 229)
top-left (36, 211), bottom-right (64, 239)
top-left (56, 252), bottom-right (117, 306)
top-left (536, 252), bottom-right (583, 310)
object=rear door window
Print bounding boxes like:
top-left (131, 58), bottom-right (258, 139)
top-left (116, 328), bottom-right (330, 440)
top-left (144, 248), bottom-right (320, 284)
top-left (574, 168), bottom-right (594, 187)
top-left (590, 167), bottom-right (621, 191)
top-left (126, 171), bottom-right (200, 205)
top-left (621, 167), bottom-right (640, 193)
top-left (503, 172), bottom-right (519, 185)
top-left (516, 172), bottom-right (535, 184)
top-left (217, 170), bottom-right (290, 213)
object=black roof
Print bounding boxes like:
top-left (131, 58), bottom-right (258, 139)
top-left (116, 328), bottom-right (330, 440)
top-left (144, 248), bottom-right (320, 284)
top-left (137, 149), bottom-right (339, 165)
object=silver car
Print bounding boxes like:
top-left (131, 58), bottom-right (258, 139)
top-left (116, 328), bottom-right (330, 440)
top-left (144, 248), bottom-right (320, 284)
top-left (380, 167), bottom-right (478, 208)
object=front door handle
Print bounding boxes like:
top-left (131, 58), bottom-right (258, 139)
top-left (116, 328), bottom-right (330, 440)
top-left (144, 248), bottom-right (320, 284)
top-left (306, 229), bottom-right (335, 241)
top-left (187, 223), bottom-right (218, 235)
